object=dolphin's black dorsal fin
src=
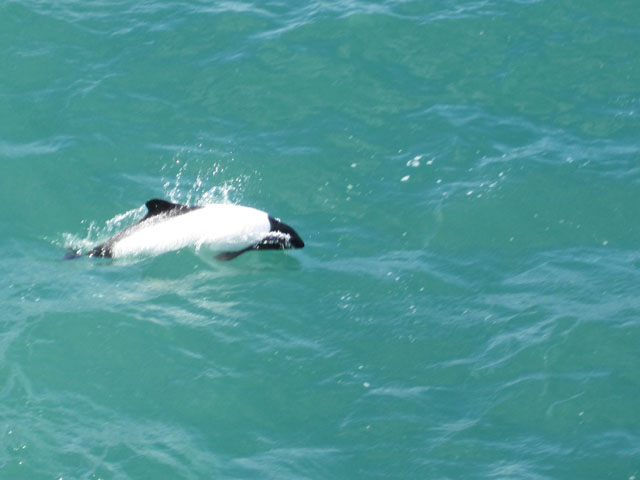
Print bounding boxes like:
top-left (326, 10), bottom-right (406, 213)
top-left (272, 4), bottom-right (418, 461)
top-left (144, 199), bottom-right (196, 220)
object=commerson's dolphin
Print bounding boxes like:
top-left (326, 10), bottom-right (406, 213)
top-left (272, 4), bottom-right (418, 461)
top-left (65, 198), bottom-right (304, 261)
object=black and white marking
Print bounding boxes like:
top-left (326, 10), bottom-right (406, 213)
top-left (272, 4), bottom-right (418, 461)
top-left (66, 199), bottom-right (304, 261)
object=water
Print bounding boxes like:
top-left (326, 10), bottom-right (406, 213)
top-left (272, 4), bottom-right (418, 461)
top-left (1, 0), bottom-right (639, 478)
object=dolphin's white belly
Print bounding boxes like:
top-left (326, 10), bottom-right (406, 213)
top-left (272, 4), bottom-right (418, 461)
top-left (110, 204), bottom-right (271, 258)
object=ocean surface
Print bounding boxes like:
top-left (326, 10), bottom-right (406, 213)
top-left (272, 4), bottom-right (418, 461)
top-left (1, 0), bottom-right (639, 478)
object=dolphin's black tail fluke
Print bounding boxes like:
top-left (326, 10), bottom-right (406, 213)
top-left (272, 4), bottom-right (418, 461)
top-left (63, 248), bottom-right (81, 260)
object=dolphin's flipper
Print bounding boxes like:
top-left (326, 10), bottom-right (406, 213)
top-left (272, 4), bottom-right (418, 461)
top-left (214, 247), bottom-right (252, 261)
top-left (143, 199), bottom-right (200, 220)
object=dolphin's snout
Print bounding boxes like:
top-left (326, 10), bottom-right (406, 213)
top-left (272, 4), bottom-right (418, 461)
top-left (268, 216), bottom-right (305, 249)
top-left (289, 229), bottom-right (305, 249)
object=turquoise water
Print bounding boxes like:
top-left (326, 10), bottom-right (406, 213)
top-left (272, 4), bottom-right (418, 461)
top-left (1, 0), bottom-right (640, 478)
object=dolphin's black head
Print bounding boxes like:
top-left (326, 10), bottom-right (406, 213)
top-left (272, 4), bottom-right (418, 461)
top-left (266, 216), bottom-right (305, 249)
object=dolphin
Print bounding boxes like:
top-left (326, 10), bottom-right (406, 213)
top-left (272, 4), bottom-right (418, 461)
top-left (65, 198), bottom-right (304, 261)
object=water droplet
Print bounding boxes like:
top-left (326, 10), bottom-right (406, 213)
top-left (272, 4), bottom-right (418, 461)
top-left (407, 156), bottom-right (421, 167)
